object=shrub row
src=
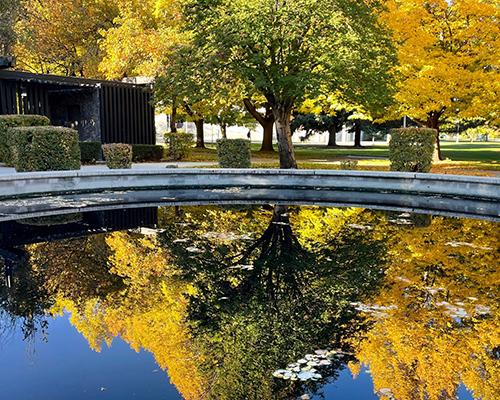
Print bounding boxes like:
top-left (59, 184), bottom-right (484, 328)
top-left (164, 131), bottom-right (194, 161)
top-left (102, 143), bottom-right (132, 169)
top-left (80, 141), bottom-right (101, 164)
top-left (10, 126), bottom-right (81, 172)
top-left (216, 139), bottom-right (251, 168)
top-left (0, 114), bottom-right (50, 164)
top-left (132, 144), bottom-right (164, 162)
top-left (389, 128), bottom-right (436, 173)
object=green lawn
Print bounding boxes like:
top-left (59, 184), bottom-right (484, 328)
top-left (188, 141), bottom-right (499, 165)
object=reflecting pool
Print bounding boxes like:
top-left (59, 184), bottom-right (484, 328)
top-left (0, 206), bottom-right (498, 400)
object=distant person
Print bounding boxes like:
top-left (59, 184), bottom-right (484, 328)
top-left (247, 130), bottom-right (251, 139)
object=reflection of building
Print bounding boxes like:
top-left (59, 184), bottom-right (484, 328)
top-left (0, 69), bottom-right (155, 144)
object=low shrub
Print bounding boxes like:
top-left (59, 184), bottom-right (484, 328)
top-left (102, 143), bottom-right (132, 169)
top-left (132, 144), bottom-right (164, 162)
top-left (0, 114), bottom-right (50, 164)
top-left (389, 128), bottom-right (436, 173)
top-left (10, 126), bottom-right (81, 172)
top-left (80, 141), bottom-right (101, 164)
top-left (164, 131), bottom-right (194, 161)
top-left (216, 139), bottom-right (252, 168)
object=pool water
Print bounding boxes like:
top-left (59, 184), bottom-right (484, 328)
top-left (0, 205), bottom-right (497, 400)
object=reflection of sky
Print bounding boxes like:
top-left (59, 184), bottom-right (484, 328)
top-left (0, 315), bottom-right (182, 400)
top-left (0, 313), bottom-right (480, 400)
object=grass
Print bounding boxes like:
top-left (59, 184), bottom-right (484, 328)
top-left (184, 141), bottom-right (499, 176)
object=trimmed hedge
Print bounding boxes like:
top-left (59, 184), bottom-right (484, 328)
top-left (389, 128), bottom-right (436, 173)
top-left (10, 126), bottom-right (81, 172)
top-left (216, 139), bottom-right (251, 168)
top-left (0, 114), bottom-right (50, 164)
top-left (164, 131), bottom-right (194, 161)
top-left (102, 143), bottom-right (132, 169)
top-left (132, 144), bottom-right (164, 162)
top-left (80, 141), bottom-right (101, 164)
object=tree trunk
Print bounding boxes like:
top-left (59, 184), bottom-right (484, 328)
top-left (353, 120), bottom-right (362, 148)
top-left (426, 112), bottom-right (443, 161)
top-left (220, 123), bottom-right (227, 139)
top-left (170, 100), bottom-right (177, 133)
top-left (194, 119), bottom-right (205, 148)
top-left (272, 104), bottom-right (297, 169)
top-left (243, 98), bottom-right (275, 152)
top-left (261, 119), bottom-right (274, 151)
top-left (327, 127), bottom-right (337, 147)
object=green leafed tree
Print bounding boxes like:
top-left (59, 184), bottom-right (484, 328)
top-left (183, 0), bottom-right (395, 168)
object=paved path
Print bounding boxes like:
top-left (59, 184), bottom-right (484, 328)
top-left (0, 161), bottom-right (217, 175)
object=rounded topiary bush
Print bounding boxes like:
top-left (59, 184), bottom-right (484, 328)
top-left (164, 131), bottom-right (194, 161)
top-left (10, 126), bottom-right (81, 172)
top-left (216, 139), bottom-right (251, 168)
top-left (102, 143), bottom-right (133, 169)
top-left (389, 128), bottom-right (436, 173)
top-left (0, 114), bottom-right (50, 164)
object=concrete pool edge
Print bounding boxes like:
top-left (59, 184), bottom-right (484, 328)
top-left (0, 169), bottom-right (499, 221)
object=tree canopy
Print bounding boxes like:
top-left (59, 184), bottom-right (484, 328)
top-left (182, 0), bottom-right (395, 167)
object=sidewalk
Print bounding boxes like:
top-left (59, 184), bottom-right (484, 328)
top-left (0, 161), bottom-right (218, 175)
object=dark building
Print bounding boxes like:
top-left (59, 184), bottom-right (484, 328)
top-left (0, 69), bottom-right (155, 144)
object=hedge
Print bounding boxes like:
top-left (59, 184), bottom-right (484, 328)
top-left (0, 114), bottom-right (50, 164)
top-left (102, 143), bottom-right (132, 169)
top-left (216, 139), bottom-right (251, 168)
top-left (389, 128), bottom-right (436, 173)
top-left (164, 131), bottom-right (194, 161)
top-left (10, 126), bottom-right (81, 172)
top-left (80, 141), bottom-right (101, 164)
top-left (132, 144), bottom-right (164, 162)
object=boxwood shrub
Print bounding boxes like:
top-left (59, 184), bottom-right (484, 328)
top-left (132, 144), bottom-right (164, 162)
top-left (216, 139), bottom-right (251, 168)
top-left (80, 141), bottom-right (101, 164)
top-left (389, 128), bottom-right (436, 173)
top-left (164, 131), bottom-right (194, 161)
top-left (102, 143), bottom-right (132, 169)
top-left (10, 126), bottom-right (81, 172)
top-left (0, 114), bottom-right (50, 164)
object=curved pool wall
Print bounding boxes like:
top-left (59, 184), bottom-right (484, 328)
top-left (0, 169), bottom-right (499, 222)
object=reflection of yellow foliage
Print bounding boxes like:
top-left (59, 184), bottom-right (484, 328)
top-left (52, 232), bottom-right (205, 400)
top-left (351, 217), bottom-right (500, 400)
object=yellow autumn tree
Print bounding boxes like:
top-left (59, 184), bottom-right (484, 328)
top-left (98, 0), bottom-right (185, 79)
top-left (382, 0), bottom-right (500, 159)
top-left (14, 0), bottom-right (119, 77)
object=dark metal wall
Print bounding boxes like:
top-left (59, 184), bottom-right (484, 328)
top-left (0, 80), bottom-right (50, 116)
top-left (100, 84), bottom-right (155, 145)
top-left (0, 74), bottom-right (155, 145)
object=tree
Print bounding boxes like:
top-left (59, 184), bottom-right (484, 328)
top-left (99, 0), bottom-right (186, 132)
top-left (291, 112), bottom-right (348, 147)
top-left (14, 0), bottom-right (119, 77)
top-left (183, 0), bottom-right (395, 168)
top-left (382, 0), bottom-right (500, 160)
top-left (243, 97), bottom-right (275, 152)
top-left (0, 0), bottom-right (21, 55)
top-left (156, 43), bottom-right (248, 147)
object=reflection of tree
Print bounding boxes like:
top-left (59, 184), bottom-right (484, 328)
top-left (0, 248), bottom-right (49, 342)
top-left (349, 217), bottom-right (500, 400)
top-left (163, 205), bottom-right (388, 399)
top-left (7, 206), bottom-right (496, 400)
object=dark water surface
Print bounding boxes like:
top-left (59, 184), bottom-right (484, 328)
top-left (0, 205), bottom-right (497, 400)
